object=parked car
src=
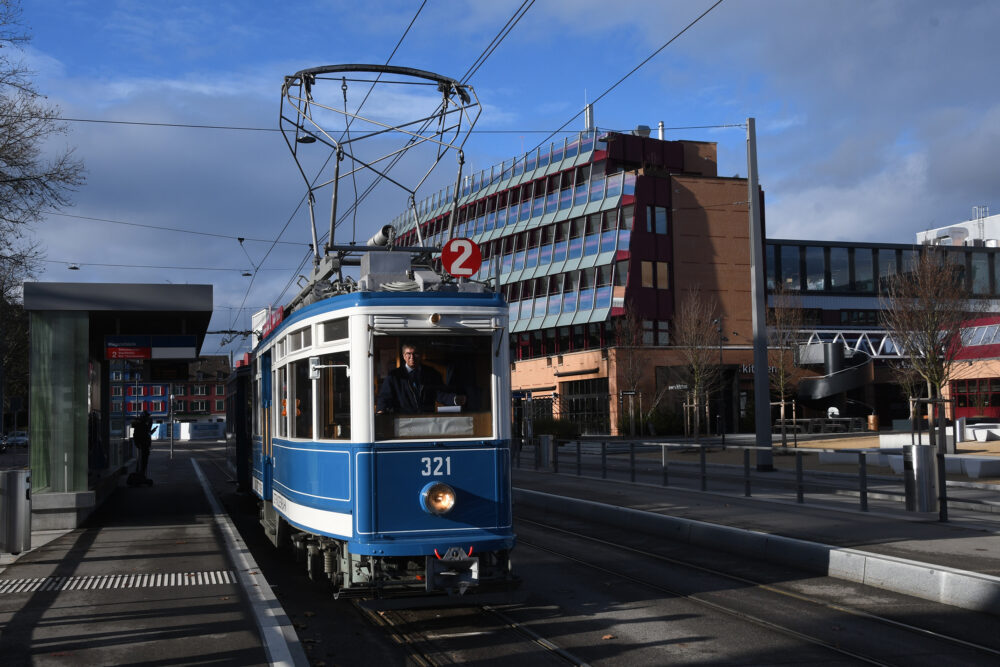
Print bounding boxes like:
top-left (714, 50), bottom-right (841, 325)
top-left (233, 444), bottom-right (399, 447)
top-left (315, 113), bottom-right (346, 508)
top-left (5, 431), bottom-right (28, 447)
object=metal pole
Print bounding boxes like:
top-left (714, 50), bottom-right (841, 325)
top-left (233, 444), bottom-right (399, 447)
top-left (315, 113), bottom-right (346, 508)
top-left (858, 451), bottom-right (868, 512)
top-left (699, 445), bottom-right (707, 491)
top-left (169, 393), bottom-right (175, 460)
top-left (747, 117), bottom-right (774, 471)
top-left (744, 448), bottom-right (751, 497)
top-left (629, 442), bottom-right (636, 482)
top-left (662, 444), bottom-right (669, 486)
top-left (795, 451), bottom-right (804, 503)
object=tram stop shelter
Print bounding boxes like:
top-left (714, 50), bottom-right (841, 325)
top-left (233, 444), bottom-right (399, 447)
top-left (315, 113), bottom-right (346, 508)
top-left (22, 282), bottom-right (213, 530)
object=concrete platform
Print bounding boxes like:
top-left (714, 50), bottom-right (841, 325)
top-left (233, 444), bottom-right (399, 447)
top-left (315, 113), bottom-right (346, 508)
top-left (0, 448), bottom-right (306, 665)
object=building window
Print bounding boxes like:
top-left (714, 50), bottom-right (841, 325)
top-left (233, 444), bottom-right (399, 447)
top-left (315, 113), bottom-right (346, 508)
top-left (151, 386), bottom-right (164, 397)
top-left (194, 385), bottom-right (208, 396)
top-left (855, 248), bottom-right (874, 292)
top-left (173, 385), bottom-right (185, 397)
top-left (112, 401), bottom-right (123, 414)
top-left (641, 261), bottom-right (653, 288)
top-left (647, 205), bottom-right (668, 234)
top-left (112, 386), bottom-right (123, 397)
top-left (150, 401), bottom-right (165, 412)
top-left (615, 259), bottom-right (629, 287)
top-left (805, 246), bottom-right (825, 291)
top-left (830, 247), bottom-right (849, 289)
top-left (215, 384), bottom-right (224, 396)
top-left (111, 371), bottom-right (122, 381)
top-left (215, 400), bottom-right (225, 411)
top-left (656, 262), bottom-right (669, 289)
top-left (172, 400), bottom-right (184, 412)
top-left (191, 400), bottom-right (208, 412)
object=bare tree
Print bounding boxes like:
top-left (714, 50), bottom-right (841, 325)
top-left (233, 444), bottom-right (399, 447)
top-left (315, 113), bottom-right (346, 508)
top-left (0, 244), bottom-right (37, 432)
top-left (672, 287), bottom-right (721, 442)
top-left (0, 0), bottom-right (84, 261)
top-left (0, 0), bottom-right (81, 433)
top-left (880, 248), bottom-right (977, 454)
top-left (613, 301), bottom-right (644, 435)
top-left (767, 285), bottom-right (804, 447)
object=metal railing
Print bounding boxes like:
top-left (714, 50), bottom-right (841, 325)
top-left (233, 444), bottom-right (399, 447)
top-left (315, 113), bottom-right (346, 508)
top-left (511, 438), bottom-right (995, 519)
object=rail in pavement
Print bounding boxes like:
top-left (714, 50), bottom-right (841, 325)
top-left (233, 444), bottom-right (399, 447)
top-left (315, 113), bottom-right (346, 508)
top-left (513, 468), bottom-right (1000, 617)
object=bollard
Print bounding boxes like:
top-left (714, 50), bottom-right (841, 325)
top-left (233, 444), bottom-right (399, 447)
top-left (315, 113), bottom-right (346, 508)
top-left (743, 449), bottom-right (751, 497)
top-left (699, 446), bottom-right (707, 492)
top-left (795, 451), bottom-right (804, 503)
top-left (629, 442), bottom-right (636, 482)
top-left (601, 442), bottom-right (607, 479)
top-left (858, 451), bottom-right (869, 512)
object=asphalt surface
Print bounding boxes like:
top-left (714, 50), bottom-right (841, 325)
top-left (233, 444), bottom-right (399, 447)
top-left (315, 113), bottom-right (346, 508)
top-left (1, 433), bottom-right (999, 664)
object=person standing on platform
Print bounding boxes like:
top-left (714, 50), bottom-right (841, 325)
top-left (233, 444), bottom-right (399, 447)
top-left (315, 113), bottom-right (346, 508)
top-left (131, 410), bottom-right (155, 484)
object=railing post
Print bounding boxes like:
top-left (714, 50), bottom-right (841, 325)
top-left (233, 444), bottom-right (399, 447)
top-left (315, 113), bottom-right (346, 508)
top-left (699, 445), bottom-right (707, 492)
top-left (576, 441), bottom-right (582, 476)
top-left (937, 451), bottom-right (948, 522)
top-left (858, 451), bottom-right (868, 512)
top-left (601, 441), bottom-right (607, 479)
top-left (629, 442), bottom-right (636, 482)
top-left (795, 451), bottom-right (804, 503)
top-left (662, 445), bottom-right (669, 486)
top-left (743, 448), bottom-right (751, 497)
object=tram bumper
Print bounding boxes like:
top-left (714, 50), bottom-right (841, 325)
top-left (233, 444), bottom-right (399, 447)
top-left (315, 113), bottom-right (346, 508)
top-left (427, 546), bottom-right (479, 594)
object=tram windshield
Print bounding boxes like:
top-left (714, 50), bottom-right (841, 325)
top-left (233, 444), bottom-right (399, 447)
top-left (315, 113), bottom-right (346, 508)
top-left (373, 334), bottom-right (494, 440)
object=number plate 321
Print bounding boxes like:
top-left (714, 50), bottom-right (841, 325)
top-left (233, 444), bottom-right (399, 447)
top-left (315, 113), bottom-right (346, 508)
top-left (420, 456), bottom-right (451, 476)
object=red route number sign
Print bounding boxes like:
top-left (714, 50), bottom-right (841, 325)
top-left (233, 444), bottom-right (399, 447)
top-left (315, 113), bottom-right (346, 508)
top-left (441, 237), bottom-right (482, 278)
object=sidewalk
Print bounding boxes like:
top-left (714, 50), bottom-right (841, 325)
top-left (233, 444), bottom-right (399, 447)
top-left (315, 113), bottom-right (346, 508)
top-left (0, 448), bottom-right (301, 665)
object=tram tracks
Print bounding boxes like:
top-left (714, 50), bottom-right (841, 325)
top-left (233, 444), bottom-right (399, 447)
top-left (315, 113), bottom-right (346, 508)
top-left (353, 601), bottom-right (590, 666)
top-left (517, 517), bottom-right (1000, 666)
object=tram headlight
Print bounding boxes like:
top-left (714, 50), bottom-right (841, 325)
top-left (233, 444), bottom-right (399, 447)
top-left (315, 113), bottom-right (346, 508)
top-left (420, 482), bottom-right (456, 515)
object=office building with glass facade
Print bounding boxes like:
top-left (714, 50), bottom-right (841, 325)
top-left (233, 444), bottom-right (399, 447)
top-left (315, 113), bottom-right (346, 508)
top-left (392, 129), bottom-right (758, 434)
top-left (391, 128), bottom-right (1000, 436)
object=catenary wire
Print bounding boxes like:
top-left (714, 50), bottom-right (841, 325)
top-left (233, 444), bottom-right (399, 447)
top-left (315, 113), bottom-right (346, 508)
top-left (46, 211), bottom-right (310, 246)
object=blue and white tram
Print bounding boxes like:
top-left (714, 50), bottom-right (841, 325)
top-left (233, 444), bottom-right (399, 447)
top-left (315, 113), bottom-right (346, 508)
top-left (249, 280), bottom-right (516, 599)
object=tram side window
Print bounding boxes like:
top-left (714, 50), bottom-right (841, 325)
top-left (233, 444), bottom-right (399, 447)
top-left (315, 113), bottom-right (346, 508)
top-left (291, 358), bottom-right (313, 439)
top-left (373, 334), bottom-right (495, 440)
top-left (275, 366), bottom-right (287, 437)
top-left (319, 351), bottom-right (350, 439)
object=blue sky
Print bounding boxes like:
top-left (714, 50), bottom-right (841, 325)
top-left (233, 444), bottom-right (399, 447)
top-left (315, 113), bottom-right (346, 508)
top-left (19, 0), bottom-right (1000, 357)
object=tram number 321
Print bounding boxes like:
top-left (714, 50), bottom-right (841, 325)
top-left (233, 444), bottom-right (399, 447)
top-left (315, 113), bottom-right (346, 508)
top-left (421, 456), bottom-right (452, 476)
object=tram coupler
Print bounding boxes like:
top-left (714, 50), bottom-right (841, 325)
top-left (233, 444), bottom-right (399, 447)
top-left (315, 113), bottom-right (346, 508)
top-left (426, 547), bottom-right (479, 594)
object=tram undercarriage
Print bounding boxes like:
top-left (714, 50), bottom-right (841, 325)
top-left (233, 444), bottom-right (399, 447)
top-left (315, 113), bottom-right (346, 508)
top-left (260, 500), bottom-right (516, 600)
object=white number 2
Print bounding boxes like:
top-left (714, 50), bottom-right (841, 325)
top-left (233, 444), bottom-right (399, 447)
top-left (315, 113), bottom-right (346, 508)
top-left (420, 456), bottom-right (452, 476)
